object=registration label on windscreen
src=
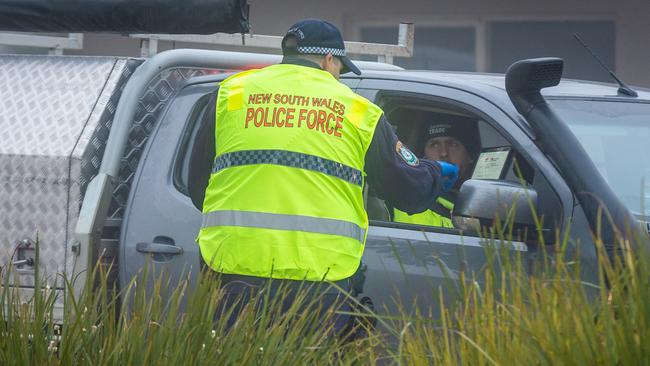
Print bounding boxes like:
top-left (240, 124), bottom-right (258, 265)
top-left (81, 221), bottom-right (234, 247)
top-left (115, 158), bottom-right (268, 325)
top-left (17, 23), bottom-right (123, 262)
top-left (472, 149), bottom-right (510, 180)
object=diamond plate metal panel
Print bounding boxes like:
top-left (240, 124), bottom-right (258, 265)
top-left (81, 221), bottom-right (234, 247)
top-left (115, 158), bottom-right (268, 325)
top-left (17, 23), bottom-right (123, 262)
top-left (0, 56), bottom-right (116, 157)
top-left (0, 55), bottom-right (140, 290)
top-left (1, 154), bottom-right (70, 287)
top-left (1, 55), bottom-right (210, 295)
top-left (107, 67), bottom-right (213, 219)
top-left (65, 58), bottom-right (142, 285)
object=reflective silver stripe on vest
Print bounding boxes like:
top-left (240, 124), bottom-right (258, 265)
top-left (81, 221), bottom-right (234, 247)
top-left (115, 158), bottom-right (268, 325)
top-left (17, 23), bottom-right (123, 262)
top-left (202, 210), bottom-right (366, 243)
top-left (212, 149), bottom-right (363, 187)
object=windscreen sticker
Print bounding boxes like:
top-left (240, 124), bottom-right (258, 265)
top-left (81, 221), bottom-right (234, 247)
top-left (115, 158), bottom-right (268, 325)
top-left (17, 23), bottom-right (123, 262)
top-left (472, 149), bottom-right (510, 179)
top-left (396, 141), bottom-right (419, 166)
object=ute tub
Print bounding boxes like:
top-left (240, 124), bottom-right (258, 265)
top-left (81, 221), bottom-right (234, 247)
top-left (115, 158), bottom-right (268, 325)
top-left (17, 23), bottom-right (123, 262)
top-left (0, 55), bottom-right (140, 289)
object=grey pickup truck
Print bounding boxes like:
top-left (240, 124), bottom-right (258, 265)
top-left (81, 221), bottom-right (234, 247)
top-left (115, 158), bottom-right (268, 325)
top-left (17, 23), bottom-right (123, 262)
top-left (1, 50), bottom-right (648, 320)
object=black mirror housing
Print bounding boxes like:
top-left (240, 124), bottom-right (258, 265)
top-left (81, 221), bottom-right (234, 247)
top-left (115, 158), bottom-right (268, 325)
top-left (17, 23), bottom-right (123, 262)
top-left (453, 179), bottom-right (538, 232)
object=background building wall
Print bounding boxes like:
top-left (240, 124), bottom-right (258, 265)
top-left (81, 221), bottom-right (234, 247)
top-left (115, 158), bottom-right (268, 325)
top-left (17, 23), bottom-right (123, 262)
top-left (246, 0), bottom-right (649, 86)
top-left (6, 0), bottom-right (649, 86)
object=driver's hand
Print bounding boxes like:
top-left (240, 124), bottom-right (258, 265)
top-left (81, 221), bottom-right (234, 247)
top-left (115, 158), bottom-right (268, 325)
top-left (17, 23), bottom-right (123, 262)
top-left (437, 161), bottom-right (458, 192)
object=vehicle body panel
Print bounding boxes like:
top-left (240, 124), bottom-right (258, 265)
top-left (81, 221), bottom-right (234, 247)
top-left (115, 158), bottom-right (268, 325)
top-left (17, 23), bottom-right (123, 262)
top-left (120, 84), bottom-right (215, 293)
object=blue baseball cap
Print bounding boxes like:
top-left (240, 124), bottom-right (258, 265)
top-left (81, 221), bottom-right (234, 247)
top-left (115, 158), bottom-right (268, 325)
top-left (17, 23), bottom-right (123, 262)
top-left (281, 18), bottom-right (361, 75)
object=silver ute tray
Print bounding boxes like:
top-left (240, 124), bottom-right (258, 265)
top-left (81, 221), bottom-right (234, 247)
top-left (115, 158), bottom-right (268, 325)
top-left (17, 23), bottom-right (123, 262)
top-left (0, 55), bottom-right (140, 289)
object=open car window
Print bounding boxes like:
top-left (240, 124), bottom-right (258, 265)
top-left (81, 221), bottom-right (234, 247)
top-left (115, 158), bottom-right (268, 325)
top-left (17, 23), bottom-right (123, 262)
top-left (173, 91), bottom-right (216, 200)
top-left (366, 92), bottom-right (535, 235)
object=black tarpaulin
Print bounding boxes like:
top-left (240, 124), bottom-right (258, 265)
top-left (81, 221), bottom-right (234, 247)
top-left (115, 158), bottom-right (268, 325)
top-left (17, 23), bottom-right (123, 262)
top-left (0, 0), bottom-right (249, 34)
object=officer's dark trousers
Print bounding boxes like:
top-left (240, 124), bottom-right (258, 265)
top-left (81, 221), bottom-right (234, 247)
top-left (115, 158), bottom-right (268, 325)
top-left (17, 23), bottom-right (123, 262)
top-left (200, 260), bottom-right (353, 336)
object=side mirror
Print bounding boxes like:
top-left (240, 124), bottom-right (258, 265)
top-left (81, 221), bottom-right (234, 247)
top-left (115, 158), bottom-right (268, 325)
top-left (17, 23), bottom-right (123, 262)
top-left (452, 179), bottom-right (543, 241)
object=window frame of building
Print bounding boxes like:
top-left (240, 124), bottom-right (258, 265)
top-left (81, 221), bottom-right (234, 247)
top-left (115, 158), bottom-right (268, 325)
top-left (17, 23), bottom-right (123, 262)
top-left (347, 15), bottom-right (615, 73)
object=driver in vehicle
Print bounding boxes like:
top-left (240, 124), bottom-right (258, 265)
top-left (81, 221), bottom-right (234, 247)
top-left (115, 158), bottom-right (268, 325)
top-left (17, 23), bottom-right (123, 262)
top-left (393, 117), bottom-right (481, 227)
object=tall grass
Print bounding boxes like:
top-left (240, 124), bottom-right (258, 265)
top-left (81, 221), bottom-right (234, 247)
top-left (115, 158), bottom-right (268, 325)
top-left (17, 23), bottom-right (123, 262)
top-left (2, 226), bottom-right (649, 365)
top-left (392, 234), bottom-right (650, 365)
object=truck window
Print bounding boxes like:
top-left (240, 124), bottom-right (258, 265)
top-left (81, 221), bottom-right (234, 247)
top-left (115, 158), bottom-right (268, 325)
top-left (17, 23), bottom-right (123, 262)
top-left (173, 92), bottom-right (215, 204)
top-left (551, 99), bottom-right (650, 218)
top-left (366, 95), bottom-right (536, 235)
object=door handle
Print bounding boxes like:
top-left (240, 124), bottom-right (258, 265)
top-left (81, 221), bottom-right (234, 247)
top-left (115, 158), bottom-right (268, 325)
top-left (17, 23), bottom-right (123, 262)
top-left (136, 242), bottom-right (183, 255)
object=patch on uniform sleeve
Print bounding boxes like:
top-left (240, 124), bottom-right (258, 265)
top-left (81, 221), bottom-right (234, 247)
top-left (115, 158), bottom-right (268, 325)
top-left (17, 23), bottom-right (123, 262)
top-left (396, 141), bottom-right (419, 166)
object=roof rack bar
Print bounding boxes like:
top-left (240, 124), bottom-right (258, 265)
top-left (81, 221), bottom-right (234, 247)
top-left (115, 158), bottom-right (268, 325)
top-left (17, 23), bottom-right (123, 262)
top-left (0, 32), bottom-right (83, 54)
top-left (131, 22), bottom-right (414, 63)
top-left (139, 38), bottom-right (158, 58)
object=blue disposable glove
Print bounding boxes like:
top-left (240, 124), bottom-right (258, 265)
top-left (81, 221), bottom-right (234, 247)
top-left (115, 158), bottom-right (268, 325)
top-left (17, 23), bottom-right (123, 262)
top-left (437, 161), bottom-right (459, 192)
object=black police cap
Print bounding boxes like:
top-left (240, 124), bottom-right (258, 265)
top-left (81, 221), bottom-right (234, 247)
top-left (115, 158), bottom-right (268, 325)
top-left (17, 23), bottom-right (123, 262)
top-left (281, 18), bottom-right (361, 75)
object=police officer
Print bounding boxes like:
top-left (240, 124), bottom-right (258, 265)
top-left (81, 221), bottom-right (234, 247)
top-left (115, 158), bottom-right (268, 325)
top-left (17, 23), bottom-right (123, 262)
top-left (189, 18), bottom-right (458, 333)
top-left (393, 118), bottom-right (481, 227)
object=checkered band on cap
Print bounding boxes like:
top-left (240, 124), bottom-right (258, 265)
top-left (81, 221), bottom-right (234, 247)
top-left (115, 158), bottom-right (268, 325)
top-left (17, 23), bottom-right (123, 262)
top-left (213, 149), bottom-right (362, 187)
top-left (296, 46), bottom-right (346, 57)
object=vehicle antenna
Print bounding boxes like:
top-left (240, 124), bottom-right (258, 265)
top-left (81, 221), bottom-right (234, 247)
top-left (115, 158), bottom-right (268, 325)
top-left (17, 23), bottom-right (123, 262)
top-left (574, 33), bottom-right (638, 97)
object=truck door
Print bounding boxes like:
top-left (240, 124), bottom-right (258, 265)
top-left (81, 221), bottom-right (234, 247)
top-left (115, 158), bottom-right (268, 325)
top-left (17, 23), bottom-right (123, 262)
top-left (120, 81), bottom-right (220, 296)
top-left (355, 78), bottom-right (567, 317)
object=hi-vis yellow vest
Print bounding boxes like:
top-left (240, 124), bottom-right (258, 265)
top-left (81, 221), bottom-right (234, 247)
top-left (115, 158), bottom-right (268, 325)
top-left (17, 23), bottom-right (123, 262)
top-left (393, 197), bottom-right (454, 228)
top-left (198, 64), bottom-right (382, 281)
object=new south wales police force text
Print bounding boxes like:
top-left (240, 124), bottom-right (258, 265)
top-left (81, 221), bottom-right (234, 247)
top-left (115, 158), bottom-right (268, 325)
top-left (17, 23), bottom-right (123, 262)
top-left (244, 93), bottom-right (346, 138)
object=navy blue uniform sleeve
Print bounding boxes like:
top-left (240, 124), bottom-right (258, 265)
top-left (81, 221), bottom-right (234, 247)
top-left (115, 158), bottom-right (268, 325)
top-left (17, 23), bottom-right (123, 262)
top-left (188, 93), bottom-right (216, 211)
top-left (364, 115), bottom-right (443, 214)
